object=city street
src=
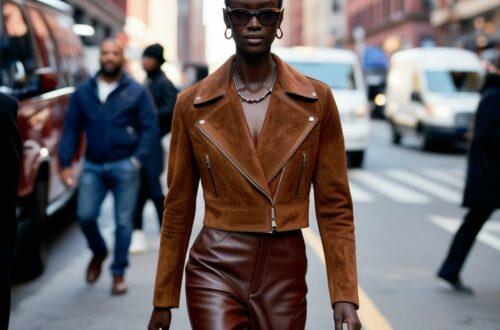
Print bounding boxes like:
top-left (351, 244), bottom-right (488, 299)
top-left (10, 120), bottom-right (500, 330)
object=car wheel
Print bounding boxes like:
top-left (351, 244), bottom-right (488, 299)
top-left (348, 151), bottom-right (365, 168)
top-left (391, 122), bottom-right (402, 145)
top-left (14, 179), bottom-right (48, 281)
top-left (421, 132), bottom-right (436, 151)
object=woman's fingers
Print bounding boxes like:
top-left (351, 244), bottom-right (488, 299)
top-left (334, 313), bottom-right (344, 329)
top-left (346, 318), bottom-right (362, 330)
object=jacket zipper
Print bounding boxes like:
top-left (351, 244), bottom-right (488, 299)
top-left (272, 164), bottom-right (287, 232)
top-left (204, 154), bottom-right (218, 197)
top-left (197, 125), bottom-right (280, 233)
top-left (295, 152), bottom-right (308, 196)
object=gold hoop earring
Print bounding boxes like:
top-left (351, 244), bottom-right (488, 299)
top-left (276, 27), bottom-right (283, 39)
top-left (224, 28), bottom-right (232, 40)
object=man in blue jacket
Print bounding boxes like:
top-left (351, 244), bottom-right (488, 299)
top-left (59, 38), bottom-right (158, 295)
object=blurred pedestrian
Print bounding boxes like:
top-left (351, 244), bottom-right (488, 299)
top-left (58, 38), bottom-right (158, 295)
top-left (0, 92), bottom-right (22, 330)
top-left (142, 43), bottom-right (178, 137)
top-left (148, 1), bottom-right (360, 329)
top-left (129, 44), bottom-right (178, 253)
top-left (437, 53), bottom-right (500, 294)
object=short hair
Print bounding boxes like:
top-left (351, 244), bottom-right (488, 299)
top-left (225, 0), bottom-right (283, 8)
top-left (100, 37), bottom-right (124, 52)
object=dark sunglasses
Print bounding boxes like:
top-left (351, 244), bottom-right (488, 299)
top-left (226, 7), bottom-right (283, 26)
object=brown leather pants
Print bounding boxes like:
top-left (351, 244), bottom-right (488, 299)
top-left (185, 226), bottom-right (308, 330)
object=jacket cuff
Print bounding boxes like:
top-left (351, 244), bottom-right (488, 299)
top-left (153, 292), bottom-right (180, 309)
top-left (332, 300), bottom-right (359, 311)
top-left (130, 156), bottom-right (142, 170)
top-left (59, 158), bottom-right (72, 168)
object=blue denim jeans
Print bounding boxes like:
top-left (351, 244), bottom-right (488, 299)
top-left (77, 158), bottom-right (140, 276)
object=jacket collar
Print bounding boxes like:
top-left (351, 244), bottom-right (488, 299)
top-left (194, 53), bottom-right (320, 197)
top-left (88, 71), bottom-right (131, 103)
top-left (193, 53), bottom-right (319, 106)
top-left (90, 71), bottom-right (131, 89)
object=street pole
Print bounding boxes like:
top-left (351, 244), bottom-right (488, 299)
top-left (353, 26), bottom-right (366, 67)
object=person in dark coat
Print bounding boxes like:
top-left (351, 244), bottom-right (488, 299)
top-left (437, 56), bottom-right (500, 294)
top-left (129, 44), bottom-right (178, 253)
top-left (143, 43), bottom-right (178, 136)
top-left (0, 92), bottom-right (22, 329)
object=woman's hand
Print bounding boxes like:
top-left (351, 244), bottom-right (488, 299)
top-left (333, 302), bottom-right (361, 330)
top-left (148, 307), bottom-right (172, 330)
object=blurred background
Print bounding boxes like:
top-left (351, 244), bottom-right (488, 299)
top-left (1, 0), bottom-right (499, 329)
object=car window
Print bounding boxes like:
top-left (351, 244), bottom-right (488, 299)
top-left (288, 62), bottom-right (357, 90)
top-left (425, 70), bottom-right (481, 93)
top-left (43, 12), bottom-right (86, 86)
top-left (27, 7), bottom-right (62, 85)
top-left (0, 2), bottom-right (41, 99)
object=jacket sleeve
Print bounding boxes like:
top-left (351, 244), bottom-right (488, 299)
top-left (153, 94), bottom-right (200, 307)
top-left (312, 87), bottom-right (359, 309)
top-left (59, 92), bottom-right (83, 168)
top-left (133, 88), bottom-right (160, 165)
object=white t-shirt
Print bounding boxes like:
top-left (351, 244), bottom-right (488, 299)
top-left (97, 78), bottom-right (118, 103)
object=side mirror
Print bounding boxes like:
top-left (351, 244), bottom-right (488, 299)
top-left (35, 68), bottom-right (59, 93)
top-left (411, 91), bottom-right (423, 103)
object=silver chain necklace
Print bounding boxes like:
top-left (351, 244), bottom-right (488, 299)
top-left (232, 60), bottom-right (277, 104)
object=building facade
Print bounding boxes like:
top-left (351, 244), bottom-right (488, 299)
top-left (280, 0), bottom-right (346, 48)
top-left (178, 0), bottom-right (206, 64)
top-left (330, 0), bottom-right (347, 46)
top-left (431, 0), bottom-right (500, 50)
top-left (62, 0), bottom-right (127, 46)
top-left (345, 0), bottom-right (436, 53)
top-left (279, 0), bottom-right (303, 46)
top-left (303, 0), bottom-right (333, 47)
top-left (125, 0), bottom-right (179, 81)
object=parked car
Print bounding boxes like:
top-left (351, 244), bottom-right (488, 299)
top-left (275, 47), bottom-right (371, 168)
top-left (0, 0), bottom-right (87, 280)
top-left (385, 47), bottom-right (484, 150)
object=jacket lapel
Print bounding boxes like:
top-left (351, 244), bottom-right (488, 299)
top-left (195, 82), bottom-right (271, 198)
top-left (193, 53), bottom-right (319, 195)
top-left (256, 80), bottom-right (319, 182)
top-left (256, 54), bottom-right (320, 182)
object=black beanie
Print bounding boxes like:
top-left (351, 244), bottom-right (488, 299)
top-left (143, 43), bottom-right (166, 65)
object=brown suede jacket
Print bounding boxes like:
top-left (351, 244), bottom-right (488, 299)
top-left (153, 53), bottom-right (359, 309)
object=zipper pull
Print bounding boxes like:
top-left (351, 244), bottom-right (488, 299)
top-left (302, 153), bottom-right (308, 167)
top-left (271, 207), bottom-right (277, 232)
top-left (204, 155), bottom-right (211, 168)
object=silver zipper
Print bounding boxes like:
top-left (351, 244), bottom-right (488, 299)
top-left (196, 124), bottom-right (278, 233)
top-left (271, 164), bottom-right (287, 232)
top-left (197, 124), bottom-right (287, 233)
top-left (295, 152), bottom-right (308, 195)
top-left (204, 154), bottom-right (218, 197)
top-left (266, 119), bottom-right (318, 181)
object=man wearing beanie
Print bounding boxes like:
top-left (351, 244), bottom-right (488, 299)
top-left (130, 43), bottom-right (178, 253)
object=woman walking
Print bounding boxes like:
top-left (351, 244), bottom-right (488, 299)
top-left (149, 1), bottom-right (361, 329)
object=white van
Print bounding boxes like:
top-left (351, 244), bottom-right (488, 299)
top-left (385, 47), bottom-right (484, 149)
top-left (275, 47), bottom-right (370, 167)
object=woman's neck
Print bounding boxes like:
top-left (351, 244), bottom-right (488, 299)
top-left (233, 50), bottom-right (274, 86)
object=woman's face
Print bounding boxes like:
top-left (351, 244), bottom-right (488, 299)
top-left (224, 0), bottom-right (283, 56)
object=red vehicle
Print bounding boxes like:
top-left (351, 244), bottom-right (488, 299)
top-left (0, 0), bottom-right (87, 279)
